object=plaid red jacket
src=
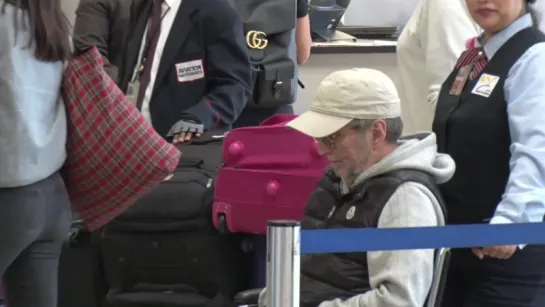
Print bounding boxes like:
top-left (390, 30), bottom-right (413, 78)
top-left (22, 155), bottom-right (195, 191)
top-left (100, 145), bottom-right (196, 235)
top-left (61, 47), bottom-right (181, 231)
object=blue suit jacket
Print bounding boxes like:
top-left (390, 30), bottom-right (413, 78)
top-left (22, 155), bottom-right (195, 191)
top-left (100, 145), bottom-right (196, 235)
top-left (121, 0), bottom-right (252, 137)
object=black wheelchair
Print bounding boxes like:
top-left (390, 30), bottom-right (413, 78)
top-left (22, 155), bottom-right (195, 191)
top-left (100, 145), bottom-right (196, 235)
top-left (233, 248), bottom-right (452, 307)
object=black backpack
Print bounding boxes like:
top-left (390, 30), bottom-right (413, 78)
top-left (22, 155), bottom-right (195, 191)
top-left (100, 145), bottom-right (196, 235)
top-left (227, 0), bottom-right (297, 108)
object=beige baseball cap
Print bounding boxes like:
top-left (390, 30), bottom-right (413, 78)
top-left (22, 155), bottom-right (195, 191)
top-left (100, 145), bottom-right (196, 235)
top-left (286, 68), bottom-right (401, 138)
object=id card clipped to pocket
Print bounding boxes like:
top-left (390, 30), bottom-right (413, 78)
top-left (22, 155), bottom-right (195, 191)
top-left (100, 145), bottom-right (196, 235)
top-left (449, 64), bottom-right (473, 96)
top-left (126, 79), bottom-right (141, 106)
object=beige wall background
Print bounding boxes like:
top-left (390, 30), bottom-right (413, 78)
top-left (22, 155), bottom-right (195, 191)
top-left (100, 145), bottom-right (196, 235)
top-left (343, 0), bottom-right (417, 27)
top-left (62, 0), bottom-right (418, 27)
top-left (62, 0), bottom-right (79, 27)
top-left (296, 53), bottom-right (398, 114)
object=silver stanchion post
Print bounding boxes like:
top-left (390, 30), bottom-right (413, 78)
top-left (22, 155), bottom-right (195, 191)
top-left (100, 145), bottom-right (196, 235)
top-left (266, 220), bottom-right (300, 307)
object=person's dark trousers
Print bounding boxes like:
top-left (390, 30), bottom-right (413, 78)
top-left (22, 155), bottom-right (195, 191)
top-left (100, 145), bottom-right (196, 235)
top-left (0, 172), bottom-right (72, 307)
top-left (232, 104), bottom-right (294, 128)
top-left (441, 246), bottom-right (545, 307)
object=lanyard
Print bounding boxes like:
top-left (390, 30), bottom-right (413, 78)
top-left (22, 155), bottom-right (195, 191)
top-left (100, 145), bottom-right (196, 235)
top-left (131, 6), bottom-right (171, 82)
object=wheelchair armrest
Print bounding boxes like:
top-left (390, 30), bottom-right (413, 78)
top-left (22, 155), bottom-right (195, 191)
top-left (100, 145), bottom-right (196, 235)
top-left (233, 288), bottom-right (263, 305)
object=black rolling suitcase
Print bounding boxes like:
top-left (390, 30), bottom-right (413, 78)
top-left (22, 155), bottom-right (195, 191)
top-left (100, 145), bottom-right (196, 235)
top-left (58, 220), bottom-right (108, 307)
top-left (100, 131), bottom-right (251, 307)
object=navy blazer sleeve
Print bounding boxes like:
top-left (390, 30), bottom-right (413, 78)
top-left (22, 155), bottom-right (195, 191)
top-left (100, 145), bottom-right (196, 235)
top-left (73, 0), bottom-right (117, 81)
top-left (183, 0), bottom-right (252, 129)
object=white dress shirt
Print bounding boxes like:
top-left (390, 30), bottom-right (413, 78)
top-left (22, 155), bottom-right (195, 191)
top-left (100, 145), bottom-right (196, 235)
top-left (396, 0), bottom-right (480, 135)
top-left (479, 14), bottom-right (545, 228)
top-left (133, 0), bottom-right (183, 123)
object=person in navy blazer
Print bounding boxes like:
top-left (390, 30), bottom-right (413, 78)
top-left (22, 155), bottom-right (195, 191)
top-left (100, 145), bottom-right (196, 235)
top-left (120, 0), bottom-right (252, 142)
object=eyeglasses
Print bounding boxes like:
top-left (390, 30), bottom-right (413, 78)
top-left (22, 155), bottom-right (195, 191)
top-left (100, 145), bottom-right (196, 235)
top-left (315, 123), bottom-right (362, 149)
top-left (316, 132), bottom-right (341, 149)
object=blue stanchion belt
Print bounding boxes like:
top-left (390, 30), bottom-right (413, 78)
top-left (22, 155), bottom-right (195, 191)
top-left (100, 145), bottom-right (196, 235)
top-left (300, 223), bottom-right (545, 254)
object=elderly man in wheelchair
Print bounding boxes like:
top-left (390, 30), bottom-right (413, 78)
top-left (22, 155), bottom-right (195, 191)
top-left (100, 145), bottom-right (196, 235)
top-left (235, 69), bottom-right (456, 307)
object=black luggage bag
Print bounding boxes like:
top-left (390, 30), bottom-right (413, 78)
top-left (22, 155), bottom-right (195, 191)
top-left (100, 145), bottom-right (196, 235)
top-left (100, 131), bottom-right (251, 307)
top-left (58, 220), bottom-right (108, 307)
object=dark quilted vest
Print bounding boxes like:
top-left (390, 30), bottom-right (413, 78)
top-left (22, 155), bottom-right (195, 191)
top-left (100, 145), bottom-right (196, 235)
top-left (299, 168), bottom-right (446, 307)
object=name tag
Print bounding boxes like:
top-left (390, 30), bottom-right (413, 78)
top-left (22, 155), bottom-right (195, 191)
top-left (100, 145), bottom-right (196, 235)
top-left (471, 73), bottom-right (500, 98)
top-left (175, 59), bottom-right (205, 83)
top-left (449, 64), bottom-right (472, 96)
top-left (126, 80), bottom-right (141, 106)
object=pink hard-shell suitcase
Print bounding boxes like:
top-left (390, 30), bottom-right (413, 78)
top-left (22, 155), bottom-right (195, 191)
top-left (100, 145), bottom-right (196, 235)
top-left (212, 114), bottom-right (329, 234)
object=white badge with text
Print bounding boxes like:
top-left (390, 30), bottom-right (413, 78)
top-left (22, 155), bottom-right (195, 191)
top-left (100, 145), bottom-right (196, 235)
top-left (175, 59), bottom-right (204, 83)
top-left (471, 73), bottom-right (500, 98)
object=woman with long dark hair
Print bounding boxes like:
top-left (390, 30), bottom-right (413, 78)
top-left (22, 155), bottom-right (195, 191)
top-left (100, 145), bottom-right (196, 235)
top-left (0, 0), bottom-right (72, 306)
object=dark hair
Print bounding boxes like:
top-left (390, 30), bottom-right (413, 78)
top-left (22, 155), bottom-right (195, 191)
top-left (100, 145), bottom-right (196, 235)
top-left (1, 0), bottom-right (71, 62)
top-left (351, 117), bottom-right (404, 144)
top-left (527, 0), bottom-right (541, 26)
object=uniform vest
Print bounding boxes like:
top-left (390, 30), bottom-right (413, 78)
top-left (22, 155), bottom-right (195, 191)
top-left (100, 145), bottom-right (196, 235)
top-left (299, 168), bottom-right (446, 307)
top-left (432, 27), bottom-right (545, 224)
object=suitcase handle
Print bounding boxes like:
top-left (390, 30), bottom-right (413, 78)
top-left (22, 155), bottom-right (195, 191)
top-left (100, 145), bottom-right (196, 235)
top-left (67, 220), bottom-right (90, 248)
top-left (178, 157), bottom-right (204, 168)
top-left (128, 283), bottom-right (199, 294)
top-left (172, 129), bottom-right (228, 146)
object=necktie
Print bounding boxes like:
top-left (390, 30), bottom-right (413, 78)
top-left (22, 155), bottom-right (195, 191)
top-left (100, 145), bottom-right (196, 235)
top-left (455, 47), bottom-right (488, 80)
top-left (135, 0), bottom-right (164, 110)
top-left (470, 47), bottom-right (488, 80)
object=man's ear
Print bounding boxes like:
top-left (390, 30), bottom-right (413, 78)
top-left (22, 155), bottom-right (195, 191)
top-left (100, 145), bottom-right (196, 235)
top-left (371, 120), bottom-right (388, 144)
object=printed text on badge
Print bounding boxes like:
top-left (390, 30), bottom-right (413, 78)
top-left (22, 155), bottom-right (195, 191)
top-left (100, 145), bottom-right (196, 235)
top-left (175, 60), bottom-right (204, 83)
top-left (471, 73), bottom-right (500, 98)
